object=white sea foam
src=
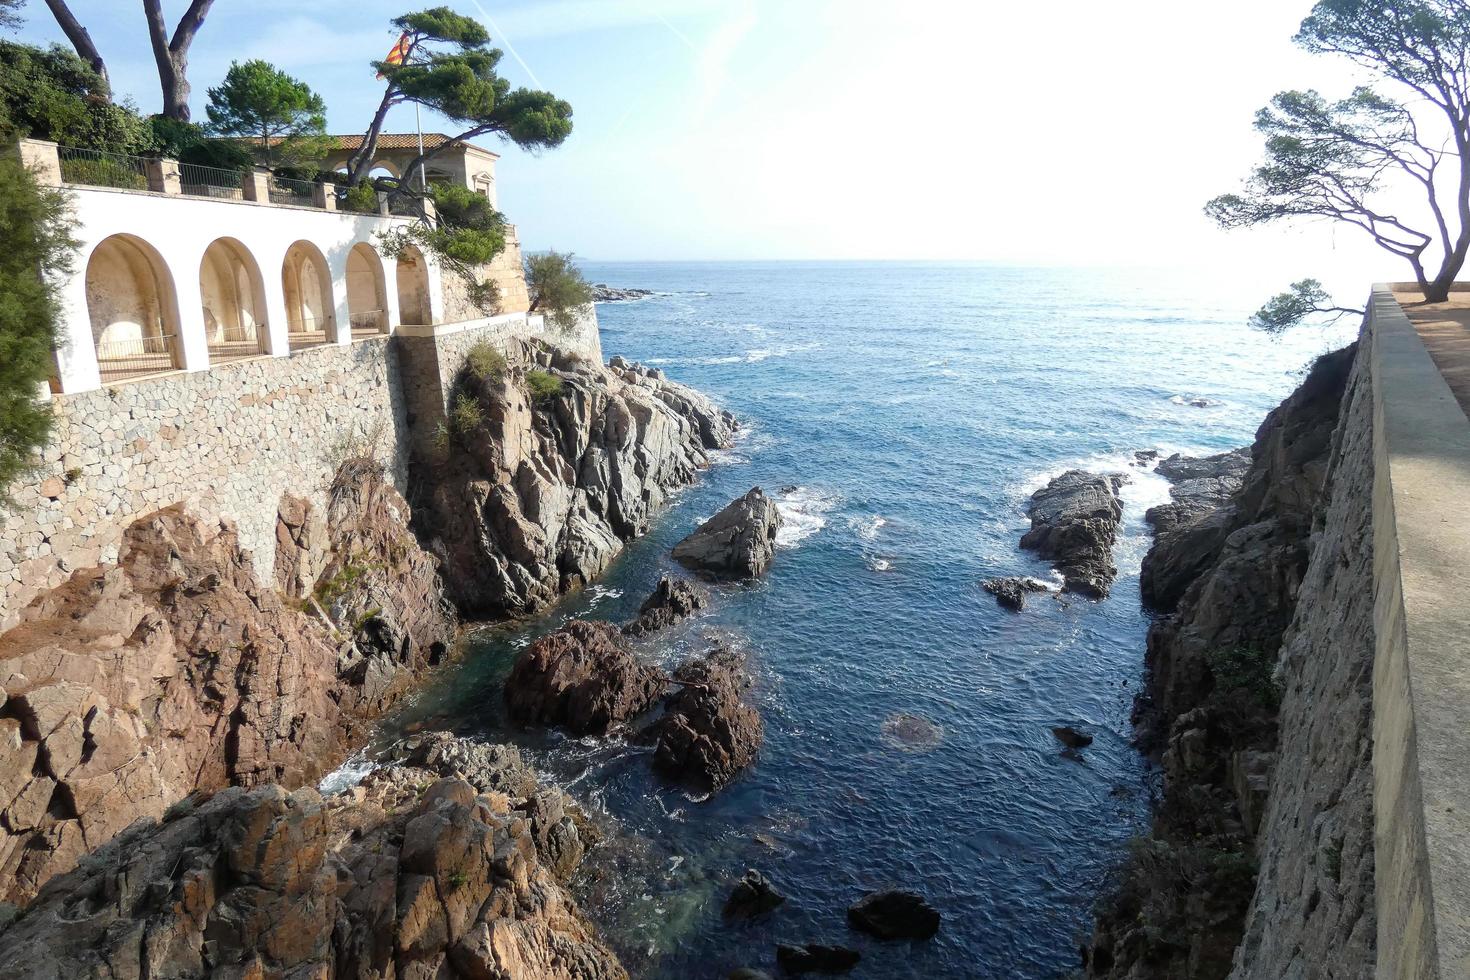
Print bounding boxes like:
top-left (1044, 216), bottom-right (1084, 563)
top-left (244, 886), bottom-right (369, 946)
top-left (774, 486), bottom-right (838, 547)
top-left (318, 752), bottom-right (377, 795)
top-left (867, 556), bottom-right (893, 572)
top-left (850, 515), bottom-right (887, 541)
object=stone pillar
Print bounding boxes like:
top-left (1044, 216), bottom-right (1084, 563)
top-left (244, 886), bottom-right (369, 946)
top-left (422, 197), bottom-right (437, 221)
top-left (145, 157), bottom-right (181, 195)
top-left (17, 139), bottom-right (62, 186)
top-left (243, 168), bottom-right (272, 203)
top-left (376, 191), bottom-right (390, 217)
top-left (260, 246), bottom-right (293, 358)
top-left (312, 181), bottom-right (337, 211)
top-left (51, 265), bottom-right (102, 393)
top-left (171, 272), bottom-right (211, 372)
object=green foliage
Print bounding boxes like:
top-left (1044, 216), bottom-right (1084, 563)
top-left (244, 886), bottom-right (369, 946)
top-left (525, 369), bottom-right (563, 402)
top-left (446, 869), bottom-right (469, 891)
top-left (0, 152), bottom-right (76, 500)
top-left (1202, 645), bottom-right (1282, 744)
top-left (0, 41), bottom-right (151, 151)
top-left (342, 183), bottom-right (380, 214)
top-left (464, 340), bottom-right (507, 382)
top-left (525, 251), bottom-right (594, 332)
top-left (375, 185), bottom-right (508, 316)
top-left (148, 115), bottom-right (254, 170)
top-left (206, 60), bottom-right (329, 167)
top-left (61, 157), bottom-right (146, 190)
top-left (0, 0), bottom-right (23, 31)
top-left (451, 392), bottom-right (483, 434)
top-left (1247, 278), bottom-right (1355, 332)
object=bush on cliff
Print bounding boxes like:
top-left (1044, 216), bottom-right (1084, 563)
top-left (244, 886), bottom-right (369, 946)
top-left (0, 149), bottom-right (76, 498)
top-left (525, 369), bottom-right (563, 402)
top-left (464, 340), bottom-right (507, 382)
top-left (526, 251), bottom-right (594, 332)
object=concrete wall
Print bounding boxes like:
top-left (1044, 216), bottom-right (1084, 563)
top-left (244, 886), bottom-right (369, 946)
top-left (1364, 286), bottom-right (1470, 980)
top-left (0, 309), bottom-right (601, 631)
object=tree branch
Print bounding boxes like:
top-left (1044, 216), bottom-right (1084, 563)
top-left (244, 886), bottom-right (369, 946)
top-left (42, 0), bottom-right (109, 95)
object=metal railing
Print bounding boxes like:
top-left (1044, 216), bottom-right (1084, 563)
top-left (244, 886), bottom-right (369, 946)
top-left (179, 162), bottom-right (244, 200)
top-left (349, 309), bottom-right (386, 337)
top-left (288, 314), bottom-right (332, 351)
top-left (268, 175), bottom-right (316, 207)
top-left (388, 195), bottom-right (422, 216)
top-left (57, 145), bottom-right (149, 190)
top-left (206, 322), bottom-right (265, 363)
top-left (96, 333), bottom-right (176, 381)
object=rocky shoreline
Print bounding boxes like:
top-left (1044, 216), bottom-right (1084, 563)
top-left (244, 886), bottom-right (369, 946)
top-left (591, 284), bottom-right (654, 303)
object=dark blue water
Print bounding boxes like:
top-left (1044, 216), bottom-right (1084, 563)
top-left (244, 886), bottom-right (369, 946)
top-left (358, 263), bottom-right (1353, 979)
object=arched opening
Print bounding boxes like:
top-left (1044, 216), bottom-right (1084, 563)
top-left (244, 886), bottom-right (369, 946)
top-left (199, 238), bottom-right (267, 362)
top-left (86, 234), bottom-right (180, 382)
top-left (395, 245), bottom-right (432, 326)
top-left (346, 242), bottom-right (388, 339)
top-left (282, 241), bottom-right (334, 350)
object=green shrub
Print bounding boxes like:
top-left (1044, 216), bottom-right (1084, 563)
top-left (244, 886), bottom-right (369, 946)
top-left (452, 392), bottom-right (483, 434)
top-left (525, 369), bottom-right (563, 402)
top-left (341, 183), bottom-right (379, 214)
top-left (59, 156), bottom-right (146, 190)
top-left (464, 340), bottom-right (507, 382)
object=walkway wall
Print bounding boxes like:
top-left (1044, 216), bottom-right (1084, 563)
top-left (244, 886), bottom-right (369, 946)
top-left (0, 310), bottom-right (600, 630)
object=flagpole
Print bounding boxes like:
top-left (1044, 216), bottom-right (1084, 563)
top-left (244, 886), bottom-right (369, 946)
top-left (415, 103), bottom-right (425, 194)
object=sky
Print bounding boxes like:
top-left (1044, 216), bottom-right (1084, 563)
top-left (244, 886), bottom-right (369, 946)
top-left (7, 0), bottom-right (1422, 289)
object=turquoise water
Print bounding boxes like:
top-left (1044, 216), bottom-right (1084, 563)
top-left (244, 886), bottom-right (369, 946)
top-left (378, 263), bottom-right (1354, 978)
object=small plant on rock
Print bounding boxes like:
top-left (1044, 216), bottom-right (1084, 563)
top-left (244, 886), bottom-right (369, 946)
top-left (525, 369), bottom-right (563, 402)
top-left (465, 340), bottom-right (507, 382)
top-left (452, 392), bottom-right (484, 435)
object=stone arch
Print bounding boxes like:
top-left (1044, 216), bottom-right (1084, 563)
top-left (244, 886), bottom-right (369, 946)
top-left (346, 242), bottom-right (388, 337)
top-left (199, 237), bottom-right (267, 362)
top-left (395, 245), bottom-right (432, 326)
top-left (282, 241), bottom-right (334, 349)
top-left (368, 161), bottom-right (400, 179)
top-left (85, 234), bottom-right (181, 382)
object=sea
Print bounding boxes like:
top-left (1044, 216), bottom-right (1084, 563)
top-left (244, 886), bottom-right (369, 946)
top-left (330, 262), bottom-right (1358, 979)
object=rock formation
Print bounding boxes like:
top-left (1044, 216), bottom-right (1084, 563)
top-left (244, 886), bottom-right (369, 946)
top-left (0, 734), bottom-right (626, 980)
top-left (672, 487), bottom-right (783, 579)
top-left (1139, 448), bottom-right (1252, 609)
top-left (775, 944), bottom-right (861, 974)
top-left (504, 620), bottom-right (666, 736)
top-left (590, 284), bottom-right (654, 302)
top-left (1019, 471), bottom-right (1127, 597)
top-left (622, 575), bottom-right (711, 637)
top-left (723, 868), bottom-right (786, 920)
top-left (647, 647), bottom-right (763, 791)
top-left (0, 459), bottom-right (454, 904)
top-left (846, 889), bottom-right (942, 940)
top-left (423, 343), bottom-right (737, 616)
top-left (981, 575), bottom-right (1052, 611)
top-left (1084, 345), bottom-right (1361, 980)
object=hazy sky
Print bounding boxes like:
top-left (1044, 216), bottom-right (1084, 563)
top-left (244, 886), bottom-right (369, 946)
top-left (9, 0), bottom-right (1412, 286)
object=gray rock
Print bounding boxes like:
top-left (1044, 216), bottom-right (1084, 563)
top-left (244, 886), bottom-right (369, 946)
top-left (672, 487), bottom-right (782, 579)
top-left (982, 575), bottom-right (1052, 611)
top-left (591, 284), bottom-right (654, 302)
top-left (623, 575), bottom-right (711, 637)
top-left (775, 944), bottom-right (860, 974)
top-left (1019, 471), bottom-right (1127, 598)
top-left (723, 868), bottom-right (785, 920)
top-left (1052, 725), bottom-right (1093, 749)
top-left (1141, 448), bottom-right (1252, 609)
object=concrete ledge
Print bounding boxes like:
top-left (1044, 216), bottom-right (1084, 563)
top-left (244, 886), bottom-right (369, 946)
top-left (1367, 284), bottom-right (1470, 979)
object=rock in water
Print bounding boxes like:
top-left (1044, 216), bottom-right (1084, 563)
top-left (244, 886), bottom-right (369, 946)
top-left (1019, 470), bottom-right (1127, 598)
top-left (425, 342), bottom-right (737, 617)
top-left (775, 944), bottom-right (861, 974)
top-left (623, 575), bottom-right (711, 637)
top-left (847, 889), bottom-right (943, 940)
top-left (981, 575), bottom-right (1052, 611)
top-left (880, 713), bottom-right (943, 751)
top-left (672, 487), bottom-right (783, 578)
top-left (591, 283), bottom-right (654, 302)
top-left (1140, 447), bottom-right (1253, 609)
top-left (649, 648), bottom-right (763, 791)
top-left (723, 868), bottom-right (786, 919)
top-left (505, 620), bottom-right (667, 735)
top-left (1052, 725), bottom-right (1094, 749)
top-left (0, 766), bottom-right (628, 980)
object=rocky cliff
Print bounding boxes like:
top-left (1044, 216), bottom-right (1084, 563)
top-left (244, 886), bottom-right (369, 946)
top-left (0, 457), bottom-right (454, 905)
top-left (422, 344), bottom-right (737, 616)
top-left (0, 732), bottom-right (625, 980)
top-left (1086, 342), bottom-right (1375, 979)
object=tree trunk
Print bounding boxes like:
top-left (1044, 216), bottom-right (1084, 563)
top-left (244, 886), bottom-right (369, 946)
top-left (143, 0), bottom-right (215, 122)
top-left (42, 0), bottom-right (109, 97)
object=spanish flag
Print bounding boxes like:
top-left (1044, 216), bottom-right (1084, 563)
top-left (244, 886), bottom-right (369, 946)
top-left (376, 33), bottom-right (410, 78)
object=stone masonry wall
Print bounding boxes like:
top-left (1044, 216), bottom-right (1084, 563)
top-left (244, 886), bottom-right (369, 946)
top-left (1, 310), bottom-right (601, 629)
top-left (439, 226), bottom-right (531, 321)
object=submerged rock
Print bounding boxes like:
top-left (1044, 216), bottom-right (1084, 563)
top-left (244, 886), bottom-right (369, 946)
top-left (880, 712), bottom-right (944, 751)
top-left (1052, 726), bottom-right (1094, 749)
top-left (424, 342), bottom-right (737, 617)
top-left (505, 620), bottom-right (667, 736)
top-left (724, 868), bottom-right (786, 920)
top-left (672, 487), bottom-right (783, 579)
top-left (775, 944), bottom-right (861, 974)
top-left (982, 575), bottom-right (1052, 611)
top-left (847, 889), bottom-right (942, 940)
top-left (623, 575), bottom-right (711, 637)
top-left (0, 766), bottom-right (627, 980)
top-left (648, 647), bottom-right (763, 791)
top-left (1019, 470), bottom-right (1127, 598)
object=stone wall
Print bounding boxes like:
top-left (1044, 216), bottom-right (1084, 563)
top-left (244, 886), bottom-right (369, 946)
top-left (439, 225), bottom-right (532, 322)
top-left (0, 309), bottom-right (600, 629)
